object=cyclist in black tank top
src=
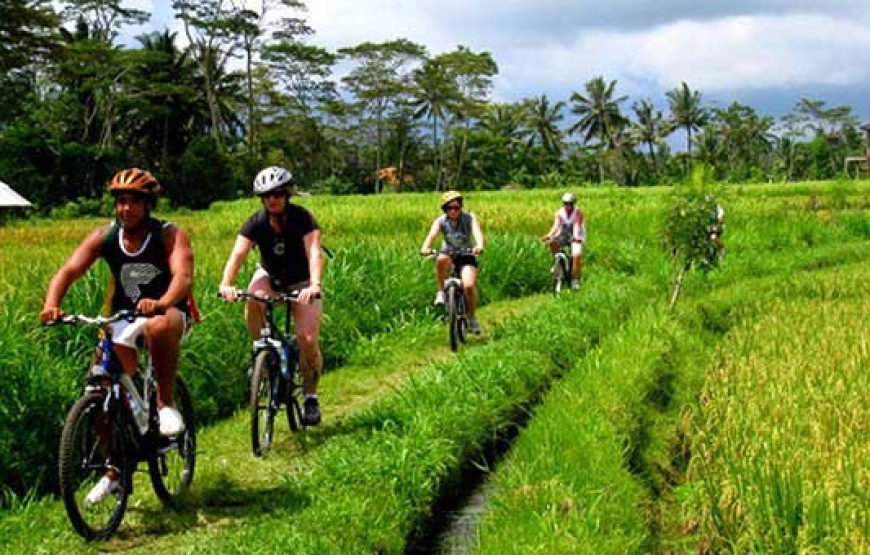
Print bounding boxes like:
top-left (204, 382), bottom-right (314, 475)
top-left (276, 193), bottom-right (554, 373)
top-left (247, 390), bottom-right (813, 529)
top-left (41, 169), bottom-right (194, 443)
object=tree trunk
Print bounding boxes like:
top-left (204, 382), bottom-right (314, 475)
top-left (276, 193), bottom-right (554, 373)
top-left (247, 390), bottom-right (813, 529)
top-left (669, 261), bottom-right (690, 311)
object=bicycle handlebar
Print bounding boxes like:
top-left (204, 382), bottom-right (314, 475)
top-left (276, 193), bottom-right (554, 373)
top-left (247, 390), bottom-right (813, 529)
top-left (421, 247), bottom-right (478, 257)
top-left (217, 289), bottom-right (320, 305)
top-left (46, 309), bottom-right (144, 327)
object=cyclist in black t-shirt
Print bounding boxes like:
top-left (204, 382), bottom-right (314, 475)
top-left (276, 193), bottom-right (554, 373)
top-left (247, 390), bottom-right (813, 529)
top-left (218, 166), bottom-right (325, 426)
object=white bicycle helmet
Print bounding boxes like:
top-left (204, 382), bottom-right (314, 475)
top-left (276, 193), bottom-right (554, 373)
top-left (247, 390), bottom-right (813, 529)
top-left (253, 166), bottom-right (293, 195)
top-left (561, 192), bottom-right (577, 204)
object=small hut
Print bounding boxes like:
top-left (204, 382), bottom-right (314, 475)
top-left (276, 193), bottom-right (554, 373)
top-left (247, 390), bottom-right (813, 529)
top-left (844, 122), bottom-right (870, 177)
top-left (0, 179), bottom-right (32, 207)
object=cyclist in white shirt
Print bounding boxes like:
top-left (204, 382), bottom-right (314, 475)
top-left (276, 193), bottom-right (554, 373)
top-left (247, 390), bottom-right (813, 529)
top-left (541, 192), bottom-right (586, 289)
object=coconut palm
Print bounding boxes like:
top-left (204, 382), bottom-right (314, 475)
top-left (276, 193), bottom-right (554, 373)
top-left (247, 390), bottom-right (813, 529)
top-left (525, 94), bottom-right (565, 161)
top-left (568, 76), bottom-right (629, 182)
top-left (666, 81), bottom-right (707, 156)
top-left (411, 58), bottom-right (462, 189)
top-left (631, 99), bottom-right (672, 177)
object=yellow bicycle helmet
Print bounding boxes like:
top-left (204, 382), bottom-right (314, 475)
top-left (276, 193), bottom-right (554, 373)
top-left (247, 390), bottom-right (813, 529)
top-left (441, 190), bottom-right (463, 208)
top-left (108, 168), bottom-right (161, 198)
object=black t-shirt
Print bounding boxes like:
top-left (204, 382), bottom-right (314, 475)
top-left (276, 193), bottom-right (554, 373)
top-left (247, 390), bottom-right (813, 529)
top-left (239, 205), bottom-right (319, 287)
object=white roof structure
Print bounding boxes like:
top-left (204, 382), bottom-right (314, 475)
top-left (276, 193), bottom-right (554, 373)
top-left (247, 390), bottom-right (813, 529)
top-left (0, 180), bottom-right (32, 207)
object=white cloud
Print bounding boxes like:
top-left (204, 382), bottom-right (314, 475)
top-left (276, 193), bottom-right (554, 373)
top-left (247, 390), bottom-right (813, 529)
top-left (495, 14), bottom-right (870, 101)
top-left (119, 1), bottom-right (870, 117)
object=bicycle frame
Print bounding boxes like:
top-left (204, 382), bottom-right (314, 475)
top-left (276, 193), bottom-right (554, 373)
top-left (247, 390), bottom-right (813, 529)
top-left (67, 313), bottom-right (155, 442)
top-left (239, 292), bottom-right (301, 381)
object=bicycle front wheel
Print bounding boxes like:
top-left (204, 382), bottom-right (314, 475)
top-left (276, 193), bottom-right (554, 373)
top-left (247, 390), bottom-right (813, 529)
top-left (457, 293), bottom-right (468, 344)
top-left (58, 391), bottom-right (130, 541)
top-left (149, 377), bottom-right (196, 505)
top-left (447, 286), bottom-right (460, 352)
top-left (251, 349), bottom-right (279, 456)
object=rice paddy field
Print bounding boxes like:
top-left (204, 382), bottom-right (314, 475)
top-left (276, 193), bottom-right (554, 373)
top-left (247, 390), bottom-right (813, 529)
top-left (0, 180), bottom-right (867, 553)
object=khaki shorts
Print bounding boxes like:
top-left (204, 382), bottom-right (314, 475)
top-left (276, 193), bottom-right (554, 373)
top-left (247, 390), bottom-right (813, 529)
top-left (249, 266), bottom-right (323, 306)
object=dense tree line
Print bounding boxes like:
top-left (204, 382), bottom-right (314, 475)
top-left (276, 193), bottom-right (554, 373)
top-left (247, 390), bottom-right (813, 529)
top-left (1, 0), bottom-right (866, 212)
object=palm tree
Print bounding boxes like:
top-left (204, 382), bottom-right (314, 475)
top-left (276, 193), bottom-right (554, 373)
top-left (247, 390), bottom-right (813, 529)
top-left (525, 95), bottom-right (565, 163)
top-left (568, 76), bottom-right (629, 182)
top-left (411, 58), bottom-right (461, 189)
top-left (666, 81), bottom-right (707, 156)
top-left (129, 30), bottom-right (201, 171)
top-left (631, 99), bottom-right (671, 177)
top-left (477, 103), bottom-right (531, 184)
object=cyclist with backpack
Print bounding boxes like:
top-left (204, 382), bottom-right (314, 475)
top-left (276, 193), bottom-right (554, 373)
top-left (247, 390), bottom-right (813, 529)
top-left (420, 190), bottom-right (485, 335)
top-left (39, 168), bottom-right (195, 505)
top-left (218, 166), bottom-right (325, 426)
top-left (541, 192), bottom-right (586, 289)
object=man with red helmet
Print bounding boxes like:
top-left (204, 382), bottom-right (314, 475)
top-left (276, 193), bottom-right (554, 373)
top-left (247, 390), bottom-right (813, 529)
top-left (40, 168), bottom-right (194, 505)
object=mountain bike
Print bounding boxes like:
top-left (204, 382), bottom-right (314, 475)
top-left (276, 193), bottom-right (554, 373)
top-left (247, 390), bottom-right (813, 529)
top-left (220, 290), bottom-right (316, 457)
top-left (49, 310), bottom-right (196, 541)
top-left (425, 247), bottom-right (475, 352)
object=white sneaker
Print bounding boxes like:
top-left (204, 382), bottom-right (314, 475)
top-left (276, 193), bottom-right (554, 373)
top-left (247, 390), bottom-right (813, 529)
top-left (571, 279), bottom-right (581, 290)
top-left (84, 476), bottom-right (119, 508)
top-left (469, 317), bottom-right (482, 335)
top-left (158, 406), bottom-right (185, 437)
top-left (433, 291), bottom-right (446, 306)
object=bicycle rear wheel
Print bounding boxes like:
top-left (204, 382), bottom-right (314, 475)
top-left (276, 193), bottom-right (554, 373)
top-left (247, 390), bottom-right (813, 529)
top-left (58, 391), bottom-right (130, 541)
top-left (251, 349), bottom-right (278, 456)
top-left (447, 285), bottom-right (460, 352)
top-left (149, 377), bottom-right (196, 505)
top-left (286, 380), bottom-right (302, 432)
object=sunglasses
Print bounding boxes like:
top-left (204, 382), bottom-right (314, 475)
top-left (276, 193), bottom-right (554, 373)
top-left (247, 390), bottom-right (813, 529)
top-left (260, 189), bottom-right (287, 199)
top-left (444, 203), bottom-right (462, 211)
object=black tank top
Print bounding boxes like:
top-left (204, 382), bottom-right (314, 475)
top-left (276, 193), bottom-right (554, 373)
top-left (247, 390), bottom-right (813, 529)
top-left (100, 218), bottom-right (188, 313)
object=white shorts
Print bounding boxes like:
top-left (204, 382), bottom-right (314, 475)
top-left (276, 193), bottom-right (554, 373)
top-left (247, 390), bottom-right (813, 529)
top-left (557, 236), bottom-right (584, 257)
top-left (110, 313), bottom-right (188, 350)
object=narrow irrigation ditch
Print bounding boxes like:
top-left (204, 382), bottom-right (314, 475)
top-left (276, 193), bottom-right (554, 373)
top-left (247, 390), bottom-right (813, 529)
top-left (406, 345), bottom-right (579, 554)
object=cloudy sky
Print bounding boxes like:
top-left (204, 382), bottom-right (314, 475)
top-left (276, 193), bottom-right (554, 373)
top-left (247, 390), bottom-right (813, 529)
top-left (139, 0), bottom-right (870, 122)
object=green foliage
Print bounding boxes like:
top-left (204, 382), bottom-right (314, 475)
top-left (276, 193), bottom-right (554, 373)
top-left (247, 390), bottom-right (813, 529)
top-left (48, 193), bottom-right (114, 219)
top-left (311, 175), bottom-right (355, 195)
top-left (663, 165), bottom-right (722, 272)
top-left (172, 137), bottom-right (239, 208)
